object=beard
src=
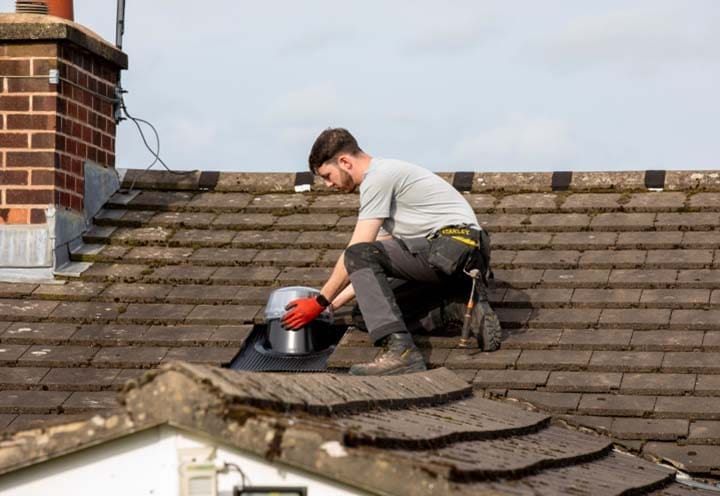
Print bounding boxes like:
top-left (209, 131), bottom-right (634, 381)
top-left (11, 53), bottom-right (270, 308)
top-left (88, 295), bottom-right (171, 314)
top-left (338, 168), bottom-right (357, 193)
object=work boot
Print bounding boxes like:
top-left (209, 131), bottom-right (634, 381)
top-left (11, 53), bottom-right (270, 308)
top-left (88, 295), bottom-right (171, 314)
top-left (444, 289), bottom-right (502, 351)
top-left (349, 332), bottom-right (427, 376)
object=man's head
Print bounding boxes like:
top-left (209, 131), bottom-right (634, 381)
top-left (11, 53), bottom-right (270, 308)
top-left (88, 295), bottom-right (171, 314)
top-left (309, 128), bottom-right (369, 193)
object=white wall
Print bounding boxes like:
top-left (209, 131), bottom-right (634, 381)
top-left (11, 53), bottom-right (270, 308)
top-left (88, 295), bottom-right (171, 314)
top-left (0, 426), bottom-right (367, 496)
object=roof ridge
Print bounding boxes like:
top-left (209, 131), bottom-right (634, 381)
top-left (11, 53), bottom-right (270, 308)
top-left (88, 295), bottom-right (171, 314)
top-left (122, 361), bottom-right (472, 416)
top-left (118, 168), bottom-right (720, 194)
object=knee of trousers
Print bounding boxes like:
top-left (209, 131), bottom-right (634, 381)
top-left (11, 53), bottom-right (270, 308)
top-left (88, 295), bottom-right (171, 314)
top-left (344, 242), bottom-right (384, 274)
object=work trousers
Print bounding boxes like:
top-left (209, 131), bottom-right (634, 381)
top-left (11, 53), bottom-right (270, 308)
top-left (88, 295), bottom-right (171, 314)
top-left (344, 237), bottom-right (477, 344)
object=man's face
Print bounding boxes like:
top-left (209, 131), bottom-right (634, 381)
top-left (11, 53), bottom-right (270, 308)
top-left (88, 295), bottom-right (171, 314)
top-left (317, 160), bottom-right (357, 193)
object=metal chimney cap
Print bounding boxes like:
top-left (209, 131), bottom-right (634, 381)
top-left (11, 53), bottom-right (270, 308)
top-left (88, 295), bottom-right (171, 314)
top-left (264, 286), bottom-right (333, 323)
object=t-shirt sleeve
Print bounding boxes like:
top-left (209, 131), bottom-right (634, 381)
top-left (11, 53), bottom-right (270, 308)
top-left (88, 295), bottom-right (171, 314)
top-left (358, 173), bottom-right (391, 220)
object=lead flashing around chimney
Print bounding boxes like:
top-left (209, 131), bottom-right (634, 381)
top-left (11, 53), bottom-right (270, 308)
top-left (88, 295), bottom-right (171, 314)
top-left (84, 161), bottom-right (120, 221)
top-left (0, 162), bottom-right (119, 281)
top-left (0, 224), bottom-right (52, 268)
top-left (0, 13), bottom-right (128, 68)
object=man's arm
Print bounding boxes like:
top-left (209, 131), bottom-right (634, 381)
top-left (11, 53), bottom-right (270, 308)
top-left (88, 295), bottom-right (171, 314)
top-left (329, 231), bottom-right (390, 310)
top-left (281, 218), bottom-right (383, 329)
top-left (319, 218), bottom-right (384, 302)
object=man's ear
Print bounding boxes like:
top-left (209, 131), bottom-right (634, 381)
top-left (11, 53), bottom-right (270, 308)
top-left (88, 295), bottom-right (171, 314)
top-left (336, 154), bottom-right (353, 171)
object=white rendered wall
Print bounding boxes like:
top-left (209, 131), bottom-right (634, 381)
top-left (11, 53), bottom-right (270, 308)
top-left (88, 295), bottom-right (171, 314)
top-left (0, 426), bottom-right (368, 496)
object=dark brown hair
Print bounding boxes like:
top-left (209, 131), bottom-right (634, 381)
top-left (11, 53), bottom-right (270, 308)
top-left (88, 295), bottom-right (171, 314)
top-left (308, 128), bottom-right (363, 173)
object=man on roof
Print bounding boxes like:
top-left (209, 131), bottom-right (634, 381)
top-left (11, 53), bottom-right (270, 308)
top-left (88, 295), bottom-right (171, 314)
top-left (282, 128), bottom-right (501, 375)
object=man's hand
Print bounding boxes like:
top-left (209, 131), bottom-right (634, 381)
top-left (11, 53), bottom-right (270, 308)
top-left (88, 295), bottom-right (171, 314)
top-left (282, 297), bottom-right (327, 330)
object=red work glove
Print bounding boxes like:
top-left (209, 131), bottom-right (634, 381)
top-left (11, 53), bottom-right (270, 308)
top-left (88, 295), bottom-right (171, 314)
top-left (282, 296), bottom-right (328, 330)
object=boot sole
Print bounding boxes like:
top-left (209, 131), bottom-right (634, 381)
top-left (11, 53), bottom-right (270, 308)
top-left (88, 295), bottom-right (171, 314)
top-left (349, 361), bottom-right (427, 376)
top-left (480, 312), bottom-right (502, 351)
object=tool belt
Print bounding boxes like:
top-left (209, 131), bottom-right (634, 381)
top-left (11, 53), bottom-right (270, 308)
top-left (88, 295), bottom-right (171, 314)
top-left (427, 225), bottom-right (490, 280)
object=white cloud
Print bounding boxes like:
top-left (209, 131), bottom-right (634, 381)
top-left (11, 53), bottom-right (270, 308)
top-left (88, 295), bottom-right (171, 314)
top-left (450, 115), bottom-right (576, 171)
top-left (404, 16), bottom-right (494, 55)
top-left (264, 82), bottom-right (339, 124)
top-left (544, 5), bottom-right (720, 75)
top-left (170, 119), bottom-right (218, 148)
top-left (278, 26), bottom-right (354, 56)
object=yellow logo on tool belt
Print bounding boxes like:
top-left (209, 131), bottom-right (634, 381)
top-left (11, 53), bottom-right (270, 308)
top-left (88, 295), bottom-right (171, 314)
top-left (437, 227), bottom-right (478, 247)
top-left (439, 227), bottom-right (471, 236)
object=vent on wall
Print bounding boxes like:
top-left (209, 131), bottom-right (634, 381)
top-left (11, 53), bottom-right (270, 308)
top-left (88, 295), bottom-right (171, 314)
top-left (16, 1), bottom-right (49, 14)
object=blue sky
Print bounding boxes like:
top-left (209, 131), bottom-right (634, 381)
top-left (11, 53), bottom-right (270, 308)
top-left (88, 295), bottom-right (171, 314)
top-left (3, 1), bottom-right (719, 172)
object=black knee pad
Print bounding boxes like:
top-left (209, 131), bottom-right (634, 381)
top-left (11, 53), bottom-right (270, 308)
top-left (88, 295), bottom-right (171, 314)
top-left (344, 242), bottom-right (384, 273)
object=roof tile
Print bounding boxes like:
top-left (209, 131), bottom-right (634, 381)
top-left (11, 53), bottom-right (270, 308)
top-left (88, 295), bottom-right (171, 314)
top-left (185, 192), bottom-right (252, 210)
top-left (611, 418), bottom-right (688, 440)
top-left (578, 394), bottom-right (656, 416)
top-left (620, 373), bottom-right (696, 395)
top-left (0, 344), bottom-right (31, 365)
top-left (169, 229), bottom-right (236, 246)
top-left (184, 305), bottom-right (260, 325)
top-left (624, 193), bottom-right (687, 212)
top-left (49, 302), bottom-right (122, 323)
top-left (558, 329), bottom-right (633, 349)
top-left (445, 349), bottom-right (521, 369)
top-left (560, 193), bottom-right (622, 211)
top-left (41, 367), bottom-right (121, 391)
top-left (62, 391), bottom-right (120, 413)
top-left (2, 322), bottom-right (79, 344)
top-left (517, 350), bottom-right (592, 370)
top-left (670, 310), bottom-right (720, 330)
top-left (68, 324), bottom-right (147, 346)
top-left (163, 347), bottom-right (239, 365)
top-left (0, 299), bottom-right (59, 320)
top-left (0, 367), bottom-right (50, 387)
top-left (508, 390), bottom-right (581, 412)
top-left (590, 213), bottom-right (656, 231)
top-left (662, 352), bottom-right (720, 373)
top-left (473, 369), bottom-right (549, 389)
top-left (640, 289), bottom-right (710, 308)
top-left (629, 330), bottom-right (704, 351)
top-left (598, 309), bottom-right (671, 329)
top-left (0, 390), bottom-right (71, 414)
top-left (571, 289), bottom-right (642, 308)
top-left (654, 396), bottom-right (720, 419)
top-left (546, 371), bottom-right (622, 392)
top-left (551, 231), bottom-right (617, 249)
top-left (18, 345), bottom-right (98, 367)
top-left (589, 351), bottom-right (664, 372)
top-left (120, 303), bottom-right (194, 324)
top-left (92, 346), bottom-right (168, 368)
top-left (616, 231), bottom-right (683, 249)
top-left (688, 420), bottom-right (720, 442)
top-left (577, 250), bottom-right (646, 269)
top-left (644, 443), bottom-right (720, 474)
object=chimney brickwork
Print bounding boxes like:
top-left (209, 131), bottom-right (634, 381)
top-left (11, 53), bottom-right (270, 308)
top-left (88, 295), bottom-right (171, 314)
top-left (0, 14), bottom-right (127, 274)
top-left (1, 27), bottom-right (122, 225)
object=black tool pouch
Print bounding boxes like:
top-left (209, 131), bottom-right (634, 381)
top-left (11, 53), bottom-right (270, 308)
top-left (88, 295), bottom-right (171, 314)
top-left (428, 235), bottom-right (473, 275)
top-left (402, 236), bottom-right (431, 255)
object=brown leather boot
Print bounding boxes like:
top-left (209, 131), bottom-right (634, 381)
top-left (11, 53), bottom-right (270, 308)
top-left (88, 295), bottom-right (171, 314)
top-left (349, 332), bottom-right (427, 376)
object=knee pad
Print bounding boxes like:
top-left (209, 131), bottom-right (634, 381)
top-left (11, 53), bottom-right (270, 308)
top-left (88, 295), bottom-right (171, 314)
top-left (344, 242), bottom-right (381, 273)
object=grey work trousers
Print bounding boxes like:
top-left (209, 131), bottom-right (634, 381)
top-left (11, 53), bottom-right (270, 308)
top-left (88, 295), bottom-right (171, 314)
top-left (344, 237), bottom-right (471, 343)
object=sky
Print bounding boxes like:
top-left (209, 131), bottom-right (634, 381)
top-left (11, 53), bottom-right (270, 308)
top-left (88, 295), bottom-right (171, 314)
top-left (2, 1), bottom-right (719, 173)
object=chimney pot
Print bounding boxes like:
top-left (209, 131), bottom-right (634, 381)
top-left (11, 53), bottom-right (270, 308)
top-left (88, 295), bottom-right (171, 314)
top-left (47, 0), bottom-right (74, 21)
top-left (15, 1), bottom-right (49, 15)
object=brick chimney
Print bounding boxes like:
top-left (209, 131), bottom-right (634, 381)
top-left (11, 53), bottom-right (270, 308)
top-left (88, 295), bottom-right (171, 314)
top-left (0, 13), bottom-right (127, 280)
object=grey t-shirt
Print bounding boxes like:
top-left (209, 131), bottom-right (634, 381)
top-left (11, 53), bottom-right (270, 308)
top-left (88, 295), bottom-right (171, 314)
top-left (358, 158), bottom-right (480, 239)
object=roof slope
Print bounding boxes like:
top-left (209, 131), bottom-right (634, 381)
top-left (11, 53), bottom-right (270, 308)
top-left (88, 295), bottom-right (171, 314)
top-left (0, 362), bottom-right (710, 495)
top-left (0, 169), bottom-right (720, 478)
